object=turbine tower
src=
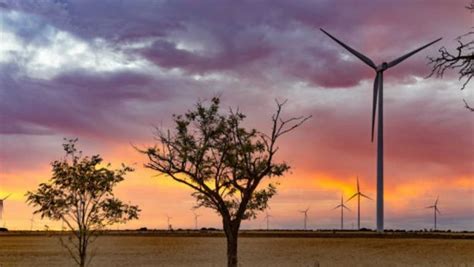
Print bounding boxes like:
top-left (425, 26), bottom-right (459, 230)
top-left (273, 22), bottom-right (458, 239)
top-left (321, 29), bottom-right (442, 233)
top-left (193, 211), bottom-right (201, 230)
top-left (0, 194), bottom-right (11, 221)
top-left (347, 176), bottom-right (372, 230)
top-left (426, 196), bottom-right (441, 231)
top-left (334, 194), bottom-right (350, 230)
top-left (264, 212), bottom-right (272, 231)
top-left (166, 215), bottom-right (172, 231)
top-left (299, 207), bottom-right (310, 230)
top-left (30, 216), bottom-right (36, 231)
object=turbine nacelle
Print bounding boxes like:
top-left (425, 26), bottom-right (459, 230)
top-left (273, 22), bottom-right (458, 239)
top-left (376, 62), bottom-right (389, 72)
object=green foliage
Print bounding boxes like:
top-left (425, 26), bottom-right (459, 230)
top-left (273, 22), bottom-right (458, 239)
top-left (26, 138), bottom-right (140, 266)
top-left (26, 138), bottom-right (139, 227)
top-left (141, 97), bottom-right (308, 267)
top-left (142, 97), bottom-right (308, 222)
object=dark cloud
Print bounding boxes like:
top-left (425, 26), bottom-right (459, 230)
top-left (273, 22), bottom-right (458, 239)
top-left (54, 71), bottom-right (159, 101)
top-left (0, 66), bottom-right (171, 138)
top-left (139, 38), bottom-right (273, 74)
top-left (3, 0), bottom-right (468, 88)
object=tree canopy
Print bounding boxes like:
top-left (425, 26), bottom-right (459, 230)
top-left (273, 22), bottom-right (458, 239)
top-left (139, 97), bottom-right (309, 266)
top-left (26, 139), bottom-right (140, 266)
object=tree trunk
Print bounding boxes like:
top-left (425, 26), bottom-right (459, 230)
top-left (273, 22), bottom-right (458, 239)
top-left (79, 231), bottom-right (87, 267)
top-left (224, 219), bottom-right (240, 267)
top-left (226, 232), bottom-right (238, 267)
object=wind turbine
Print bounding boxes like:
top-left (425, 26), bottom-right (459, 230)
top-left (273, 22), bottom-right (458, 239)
top-left (321, 28), bottom-right (442, 233)
top-left (347, 176), bottom-right (372, 230)
top-left (192, 211), bottom-right (201, 230)
top-left (299, 207), bottom-right (310, 230)
top-left (30, 216), bottom-right (36, 231)
top-left (166, 215), bottom-right (172, 230)
top-left (264, 212), bottom-right (272, 231)
top-left (426, 196), bottom-right (441, 231)
top-left (334, 194), bottom-right (350, 230)
top-left (0, 194), bottom-right (11, 221)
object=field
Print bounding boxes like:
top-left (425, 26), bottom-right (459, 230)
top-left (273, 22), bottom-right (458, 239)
top-left (1, 231), bottom-right (473, 266)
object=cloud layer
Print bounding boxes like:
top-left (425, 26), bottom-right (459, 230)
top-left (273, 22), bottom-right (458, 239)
top-left (0, 0), bottom-right (472, 230)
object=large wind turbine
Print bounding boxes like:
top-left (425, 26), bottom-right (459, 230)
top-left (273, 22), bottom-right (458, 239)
top-left (347, 176), bottom-right (372, 230)
top-left (334, 194), bottom-right (350, 230)
top-left (299, 207), bottom-right (310, 230)
top-left (321, 29), bottom-right (442, 233)
top-left (426, 196), bottom-right (441, 231)
top-left (0, 194), bottom-right (11, 221)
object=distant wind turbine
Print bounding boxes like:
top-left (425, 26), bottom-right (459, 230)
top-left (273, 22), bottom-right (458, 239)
top-left (193, 211), bottom-right (201, 230)
top-left (0, 194), bottom-right (11, 221)
top-left (347, 176), bottom-right (372, 230)
top-left (299, 207), bottom-right (310, 230)
top-left (166, 215), bottom-right (172, 230)
top-left (264, 212), bottom-right (272, 231)
top-left (321, 28), bottom-right (442, 233)
top-left (334, 194), bottom-right (350, 230)
top-left (299, 207), bottom-right (309, 230)
top-left (426, 196), bottom-right (441, 231)
top-left (30, 216), bottom-right (36, 231)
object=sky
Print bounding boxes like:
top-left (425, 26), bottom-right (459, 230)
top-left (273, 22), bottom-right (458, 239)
top-left (0, 0), bottom-right (473, 231)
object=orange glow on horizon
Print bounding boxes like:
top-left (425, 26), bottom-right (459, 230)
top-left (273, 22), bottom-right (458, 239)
top-left (1, 144), bottom-right (472, 231)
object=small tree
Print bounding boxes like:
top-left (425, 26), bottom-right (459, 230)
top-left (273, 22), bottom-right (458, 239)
top-left (139, 97), bottom-right (309, 267)
top-left (26, 139), bottom-right (140, 267)
top-left (428, 1), bottom-right (473, 111)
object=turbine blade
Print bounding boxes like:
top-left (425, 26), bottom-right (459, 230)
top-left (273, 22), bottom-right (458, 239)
top-left (360, 193), bottom-right (373, 200)
top-left (343, 205), bottom-right (351, 211)
top-left (371, 73), bottom-right (379, 142)
top-left (346, 193), bottom-right (358, 202)
top-left (320, 28), bottom-right (376, 69)
top-left (387, 38), bottom-right (442, 68)
top-left (2, 194), bottom-right (11, 200)
top-left (334, 205), bottom-right (342, 210)
top-left (426, 205), bottom-right (435, 209)
top-left (435, 196), bottom-right (439, 206)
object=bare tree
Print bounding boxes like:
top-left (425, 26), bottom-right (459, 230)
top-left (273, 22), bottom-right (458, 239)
top-left (428, 1), bottom-right (473, 111)
top-left (138, 97), bottom-right (309, 267)
top-left (26, 139), bottom-right (140, 267)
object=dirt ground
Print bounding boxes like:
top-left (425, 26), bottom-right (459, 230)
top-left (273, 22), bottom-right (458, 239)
top-left (0, 235), bottom-right (473, 267)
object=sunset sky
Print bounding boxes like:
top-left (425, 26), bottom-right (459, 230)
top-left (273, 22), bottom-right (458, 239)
top-left (0, 0), bottom-right (472, 231)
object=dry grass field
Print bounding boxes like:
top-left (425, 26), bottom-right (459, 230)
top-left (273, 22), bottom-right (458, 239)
top-left (1, 232), bottom-right (473, 267)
